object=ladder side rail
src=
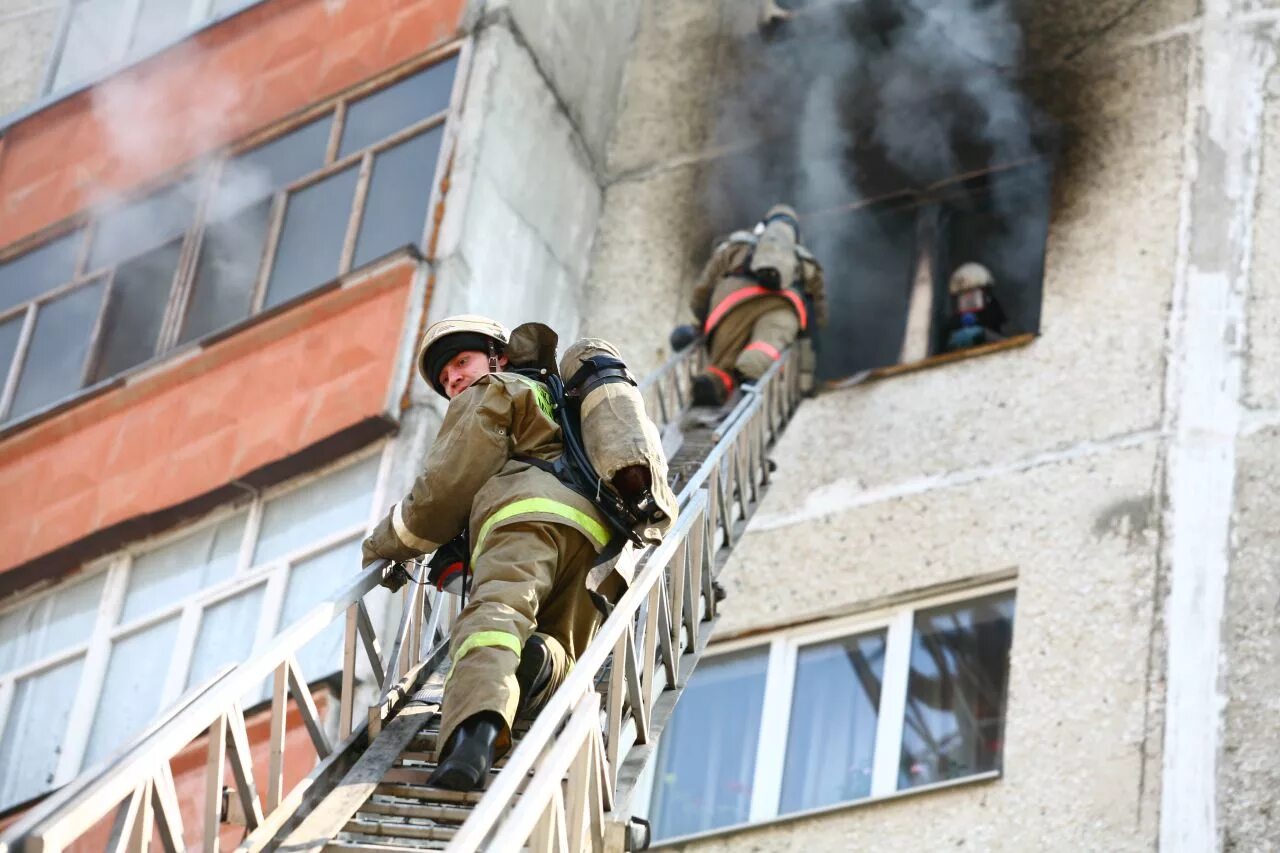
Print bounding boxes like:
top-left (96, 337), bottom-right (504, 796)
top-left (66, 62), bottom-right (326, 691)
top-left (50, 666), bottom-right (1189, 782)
top-left (446, 491), bottom-right (710, 852)
top-left (2, 565), bottom-right (403, 853)
top-left (452, 348), bottom-right (801, 850)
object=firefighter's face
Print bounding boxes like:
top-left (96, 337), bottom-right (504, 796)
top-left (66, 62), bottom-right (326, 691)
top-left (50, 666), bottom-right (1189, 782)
top-left (440, 350), bottom-right (507, 399)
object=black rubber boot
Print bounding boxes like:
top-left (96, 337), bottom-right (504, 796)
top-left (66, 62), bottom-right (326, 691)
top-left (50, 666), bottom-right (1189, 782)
top-left (516, 635), bottom-right (553, 719)
top-left (428, 712), bottom-right (502, 791)
top-left (692, 374), bottom-right (727, 407)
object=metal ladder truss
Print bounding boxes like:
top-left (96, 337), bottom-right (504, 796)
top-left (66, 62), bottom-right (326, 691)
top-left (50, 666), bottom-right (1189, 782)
top-left (0, 342), bottom-right (803, 853)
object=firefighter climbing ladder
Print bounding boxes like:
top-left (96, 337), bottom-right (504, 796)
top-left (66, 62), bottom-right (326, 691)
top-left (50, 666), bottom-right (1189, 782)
top-left (0, 342), bottom-right (805, 853)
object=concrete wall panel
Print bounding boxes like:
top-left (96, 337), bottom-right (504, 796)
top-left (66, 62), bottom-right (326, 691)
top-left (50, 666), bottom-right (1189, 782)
top-left (1220, 425), bottom-right (1280, 848)
top-left (604, 0), bottom-right (722, 177)
top-left (1244, 65), bottom-right (1280, 411)
top-left (497, 0), bottom-right (642, 170)
top-left (0, 0), bottom-right (59, 118)
top-left (691, 440), bottom-right (1163, 851)
top-left (433, 24), bottom-right (601, 341)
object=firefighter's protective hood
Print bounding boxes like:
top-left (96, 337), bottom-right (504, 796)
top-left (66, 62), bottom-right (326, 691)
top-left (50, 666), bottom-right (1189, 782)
top-left (418, 314), bottom-right (511, 397)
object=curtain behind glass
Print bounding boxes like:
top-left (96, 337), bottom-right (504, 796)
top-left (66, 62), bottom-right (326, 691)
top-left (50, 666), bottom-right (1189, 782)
top-left (779, 630), bottom-right (886, 814)
top-left (649, 649), bottom-right (769, 841)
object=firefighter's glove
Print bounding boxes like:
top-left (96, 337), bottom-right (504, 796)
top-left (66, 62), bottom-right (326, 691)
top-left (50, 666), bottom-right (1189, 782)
top-left (669, 324), bottom-right (699, 352)
top-left (362, 514), bottom-right (419, 592)
top-left (379, 562), bottom-right (412, 592)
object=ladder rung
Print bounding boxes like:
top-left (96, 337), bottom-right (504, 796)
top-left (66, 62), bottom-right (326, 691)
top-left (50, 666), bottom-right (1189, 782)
top-left (357, 800), bottom-right (474, 824)
top-left (343, 818), bottom-right (458, 842)
top-left (380, 766), bottom-right (532, 789)
top-left (327, 839), bottom-right (447, 852)
top-left (373, 784), bottom-right (487, 805)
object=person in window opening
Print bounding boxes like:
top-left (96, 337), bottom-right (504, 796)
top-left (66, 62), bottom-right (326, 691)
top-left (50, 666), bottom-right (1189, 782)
top-left (670, 204), bottom-right (828, 407)
top-left (361, 315), bottom-right (675, 790)
top-left (943, 262), bottom-right (1007, 353)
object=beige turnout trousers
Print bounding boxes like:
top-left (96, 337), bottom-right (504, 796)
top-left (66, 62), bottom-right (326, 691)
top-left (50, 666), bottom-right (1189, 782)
top-left (440, 520), bottom-right (603, 757)
top-left (703, 290), bottom-right (802, 396)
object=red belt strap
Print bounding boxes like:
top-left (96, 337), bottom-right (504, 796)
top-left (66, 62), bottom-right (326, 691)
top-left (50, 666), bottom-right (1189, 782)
top-left (704, 285), bottom-right (808, 333)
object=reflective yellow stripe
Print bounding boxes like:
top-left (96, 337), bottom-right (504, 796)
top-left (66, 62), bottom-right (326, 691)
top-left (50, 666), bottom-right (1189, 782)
top-left (472, 498), bottom-right (612, 560)
top-left (445, 630), bottom-right (524, 684)
top-left (511, 375), bottom-right (555, 421)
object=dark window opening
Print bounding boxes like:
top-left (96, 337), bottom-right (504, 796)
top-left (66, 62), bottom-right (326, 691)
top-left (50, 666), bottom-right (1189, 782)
top-left (263, 166), bottom-right (360, 310)
top-left (90, 240), bottom-right (184, 382)
top-left (353, 127), bottom-right (443, 268)
top-left (700, 0), bottom-right (1058, 385)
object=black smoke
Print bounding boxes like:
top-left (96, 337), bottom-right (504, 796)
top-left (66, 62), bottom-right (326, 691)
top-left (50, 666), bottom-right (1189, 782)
top-left (701, 0), bottom-right (1058, 379)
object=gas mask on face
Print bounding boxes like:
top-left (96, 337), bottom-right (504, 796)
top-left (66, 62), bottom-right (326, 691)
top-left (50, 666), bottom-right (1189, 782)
top-left (956, 287), bottom-right (987, 314)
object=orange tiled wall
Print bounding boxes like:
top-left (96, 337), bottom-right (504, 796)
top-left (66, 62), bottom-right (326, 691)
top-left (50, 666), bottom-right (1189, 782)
top-left (0, 0), bottom-right (467, 247)
top-left (0, 260), bottom-right (417, 574)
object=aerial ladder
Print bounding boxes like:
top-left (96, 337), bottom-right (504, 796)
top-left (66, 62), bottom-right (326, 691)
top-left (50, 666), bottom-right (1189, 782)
top-left (0, 342), bottom-right (806, 853)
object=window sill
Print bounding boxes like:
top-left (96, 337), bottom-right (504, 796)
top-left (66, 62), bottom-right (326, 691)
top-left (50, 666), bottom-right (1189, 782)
top-left (821, 333), bottom-right (1037, 392)
top-left (650, 769), bottom-right (1002, 849)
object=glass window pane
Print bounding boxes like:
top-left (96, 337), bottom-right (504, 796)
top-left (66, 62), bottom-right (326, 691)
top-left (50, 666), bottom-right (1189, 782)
top-left (262, 166), bottom-right (359, 310)
top-left (211, 117), bottom-right (333, 220)
top-left (0, 230), bottom-right (82, 314)
top-left (253, 454), bottom-right (379, 567)
top-left (7, 279), bottom-right (104, 421)
top-left (180, 201), bottom-right (271, 343)
top-left (899, 592), bottom-right (1016, 790)
top-left (338, 58), bottom-right (458, 158)
top-left (89, 240), bottom-right (182, 381)
top-left (128, 0), bottom-right (192, 55)
top-left (186, 584), bottom-right (265, 689)
top-left (120, 511), bottom-right (248, 624)
top-left (81, 616), bottom-right (180, 767)
top-left (280, 540), bottom-right (359, 680)
top-left (0, 571), bottom-right (106, 674)
top-left (0, 656), bottom-right (85, 810)
top-left (0, 314), bottom-right (24, 395)
top-left (89, 182), bottom-right (196, 271)
top-left (649, 649), bottom-right (768, 842)
top-left (51, 0), bottom-right (126, 92)
top-left (779, 631), bottom-right (886, 814)
top-left (352, 128), bottom-right (442, 268)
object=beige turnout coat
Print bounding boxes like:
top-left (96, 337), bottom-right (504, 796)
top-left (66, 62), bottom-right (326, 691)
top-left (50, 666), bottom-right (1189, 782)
top-left (363, 372), bottom-right (621, 592)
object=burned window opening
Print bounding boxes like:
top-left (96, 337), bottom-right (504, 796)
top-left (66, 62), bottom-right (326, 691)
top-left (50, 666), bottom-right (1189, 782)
top-left (699, 0), bottom-right (1059, 385)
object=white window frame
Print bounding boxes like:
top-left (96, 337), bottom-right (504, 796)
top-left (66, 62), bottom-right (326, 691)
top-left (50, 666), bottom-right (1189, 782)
top-left (0, 441), bottom-right (392, 804)
top-left (635, 579), bottom-right (1016, 843)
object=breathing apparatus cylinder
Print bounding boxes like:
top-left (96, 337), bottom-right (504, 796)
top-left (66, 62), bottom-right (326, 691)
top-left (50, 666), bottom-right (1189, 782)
top-left (748, 209), bottom-right (801, 291)
top-left (559, 339), bottom-right (678, 543)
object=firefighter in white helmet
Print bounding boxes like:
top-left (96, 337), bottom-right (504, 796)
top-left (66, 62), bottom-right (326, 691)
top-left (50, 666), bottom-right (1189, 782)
top-left (672, 204), bottom-right (827, 406)
top-left (943, 262), bottom-right (1006, 352)
top-left (362, 315), bottom-right (672, 790)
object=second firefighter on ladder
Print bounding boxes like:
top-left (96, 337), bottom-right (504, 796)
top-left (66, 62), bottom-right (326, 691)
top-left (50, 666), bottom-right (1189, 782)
top-left (672, 203), bottom-right (828, 406)
top-left (361, 315), bottom-right (676, 790)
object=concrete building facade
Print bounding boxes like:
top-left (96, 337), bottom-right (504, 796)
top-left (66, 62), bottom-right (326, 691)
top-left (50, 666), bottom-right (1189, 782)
top-left (0, 0), bottom-right (1276, 850)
